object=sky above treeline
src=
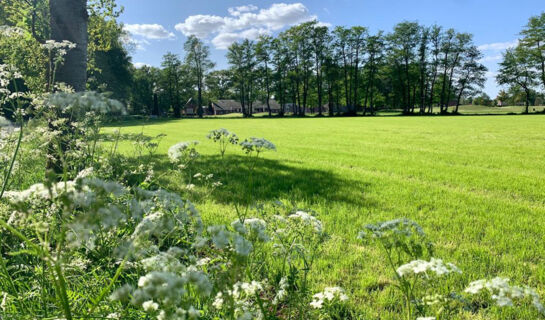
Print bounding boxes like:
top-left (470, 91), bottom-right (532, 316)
top-left (117, 0), bottom-right (545, 98)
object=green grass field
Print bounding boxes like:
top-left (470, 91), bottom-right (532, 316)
top-left (112, 114), bottom-right (545, 319)
top-left (205, 105), bottom-right (545, 118)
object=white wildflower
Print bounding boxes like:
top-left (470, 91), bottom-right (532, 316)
top-left (168, 141), bottom-right (199, 163)
top-left (240, 137), bottom-right (276, 154)
top-left (142, 300), bottom-right (159, 312)
top-left (465, 277), bottom-right (545, 315)
top-left (396, 258), bottom-right (461, 278)
top-left (288, 211), bottom-right (323, 233)
top-left (310, 287), bottom-right (348, 309)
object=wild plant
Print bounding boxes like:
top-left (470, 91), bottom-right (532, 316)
top-left (132, 131), bottom-right (166, 163)
top-left (207, 128), bottom-right (239, 158)
top-left (359, 219), bottom-right (545, 320)
top-left (168, 141), bottom-right (200, 169)
top-left (41, 40), bottom-right (77, 91)
top-left (310, 286), bottom-right (350, 319)
top-left (0, 64), bottom-right (26, 198)
top-left (465, 277), bottom-right (545, 316)
top-left (359, 219), bottom-right (438, 319)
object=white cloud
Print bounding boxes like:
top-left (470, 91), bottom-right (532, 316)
top-left (479, 54), bottom-right (502, 63)
top-left (478, 40), bottom-right (518, 52)
top-left (176, 3), bottom-right (319, 49)
top-left (212, 28), bottom-right (270, 49)
top-left (175, 15), bottom-right (225, 38)
top-left (228, 5), bottom-right (258, 17)
top-left (124, 24), bottom-right (175, 40)
top-left (133, 62), bottom-right (151, 68)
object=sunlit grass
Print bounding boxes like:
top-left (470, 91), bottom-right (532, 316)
top-left (110, 114), bottom-right (545, 319)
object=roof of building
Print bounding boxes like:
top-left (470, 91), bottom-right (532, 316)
top-left (212, 100), bottom-right (242, 111)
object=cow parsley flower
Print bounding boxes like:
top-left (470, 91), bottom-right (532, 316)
top-left (240, 137), bottom-right (276, 155)
top-left (207, 128), bottom-right (239, 157)
top-left (43, 91), bottom-right (125, 115)
top-left (142, 300), bottom-right (159, 312)
top-left (359, 218), bottom-right (425, 240)
top-left (168, 141), bottom-right (199, 164)
top-left (232, 218), bottom-right (269, 242)
top-left (288, 211), bottom-right (323, 233)
top-left (0, 64), bottom-right (23, 88)
top-left (310, 287), bottom-right (348, 309)
top-left (396, 258), bottom-right (461, 278)
top-left (465, 277), bottom-right (545, 314)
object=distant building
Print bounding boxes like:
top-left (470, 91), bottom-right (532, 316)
top-left (253, 100), bottom-right (282, 113)
top-left (211, 99), bottom-right (283, 115)
top-left (184, 98), bottom-right (198, 116)
top-left (211, 100), bottom-right (243, 115)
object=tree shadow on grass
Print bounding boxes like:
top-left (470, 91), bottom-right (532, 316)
top-left (150, 154), bottom-right (374, 208)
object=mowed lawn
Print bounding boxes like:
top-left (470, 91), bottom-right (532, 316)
top-left (113, 115), bottom-right (545, 319)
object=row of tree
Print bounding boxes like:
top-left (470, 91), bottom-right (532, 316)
top-left (130, 21), bottom-right (489, 118)
top-left (2, 0), bottom-right (544, 118)
top-left (223, 21), bottom-right (489, 117)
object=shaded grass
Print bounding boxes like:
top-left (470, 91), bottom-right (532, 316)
top-left (109, 115), bottom-right (545, 319)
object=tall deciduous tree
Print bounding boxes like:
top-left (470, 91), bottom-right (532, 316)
top-left (388, 22), bottom-right (420, 113)
top-left (520, 12), bottom-right (545, 90)
top-left (453, 46), bottom-right (487, 113)
top-left (184, 35), bottom-right (214, 118)
top-left (161, 52), bottom-right (183, 118)
top-left (310, 23), bottom-right (331, 116)
top-left (497, 46), bottom-right (538, 113)
top-left (364, 32), bottom-right (384, 115)
top-left (256, 35), bottom-right (273, 116)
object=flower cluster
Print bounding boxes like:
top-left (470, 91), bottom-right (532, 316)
top-left (168, 141), bottom-right (200, 165)
top-left (207, 128), bottom-right (239, 158)
top-left (288, 210), bottom-right (324, 234)
top-left (240, 137), bottom-right (276, 155)
top-left (465, 277), bottom-right (545, 314)
top-left (396, 258), bottom-right (461, 278)
top-left (41, 39), bottom-right (77, 62)
top-left (207, 225), bottom-right (254, 257)
top-left (359, 218), bottom-right (425, 240)
top-left (310, 287), bottom-right (349, 309)
top-left (232, 218), bottom-right (269, 242)
top-left (43, 91), bottom-right (125, 115)
top-left (213, 281), bottom-right (265, 319)
top-left (0, 64), bottom-right (22, 89)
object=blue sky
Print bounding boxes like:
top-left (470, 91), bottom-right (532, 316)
top-left (117, 0), bottom-right (544, 97)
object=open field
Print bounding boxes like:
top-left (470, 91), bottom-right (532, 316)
top-left (111, 115), bottom-right (545, 318)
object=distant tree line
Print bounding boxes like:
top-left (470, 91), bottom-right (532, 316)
top-left (130, 21), bottom-right (491, 118)
top-left (2, 0), bottom-right (544, 118)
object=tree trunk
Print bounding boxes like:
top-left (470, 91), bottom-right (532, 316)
top-left (265, 63), bottom-right (271, 116)
top-left (455, 85), bottom-right (465, 113)
top-left (50, 0), bottom-right (88, 92)
top-left (525, 88), bottom-right (530, 114)
top-left (353, 47), bottom-right (360, 111)
top-left (153, 93), bottom-right (159, 116)
top-left (197, 78), bottom-right (204, 118)
top-left (48, 0), bottom-right (88, 179)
